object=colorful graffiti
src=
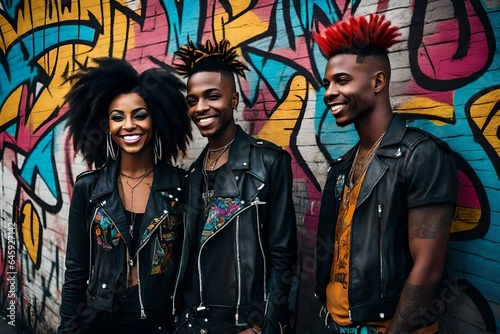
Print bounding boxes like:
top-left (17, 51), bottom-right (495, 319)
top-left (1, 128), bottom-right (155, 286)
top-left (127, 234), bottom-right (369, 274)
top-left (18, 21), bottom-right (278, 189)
top-left (1, 0), bottom-right (499, 333)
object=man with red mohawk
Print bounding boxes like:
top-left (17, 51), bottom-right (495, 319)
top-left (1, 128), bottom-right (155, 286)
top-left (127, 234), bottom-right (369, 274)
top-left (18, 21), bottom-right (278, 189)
top-left (314, 14), bottom-right (457, 334)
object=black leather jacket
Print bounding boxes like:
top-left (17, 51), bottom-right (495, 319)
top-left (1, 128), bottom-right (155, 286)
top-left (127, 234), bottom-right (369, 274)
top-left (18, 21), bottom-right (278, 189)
top-left (316, 114), bottom-right (457, 324)
top-left (59, 161), bottom-right (185, 333)
top-left (173, 126), bottom-right (297, 334)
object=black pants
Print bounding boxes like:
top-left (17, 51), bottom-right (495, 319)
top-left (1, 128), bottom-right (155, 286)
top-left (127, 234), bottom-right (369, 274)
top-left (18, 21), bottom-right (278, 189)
top-left (83, 310), bottom-right (171, 334)
top-left (175, 308), bottom-right (252, 334)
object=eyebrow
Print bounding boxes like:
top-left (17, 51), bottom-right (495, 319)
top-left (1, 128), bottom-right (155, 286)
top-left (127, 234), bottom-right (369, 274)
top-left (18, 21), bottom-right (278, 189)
top-left (323, 72), bottom-right (351, 81)
top-left (110, 107), bottom-right (148, 113)
top-left (186, 88), bottom-right (220, 99)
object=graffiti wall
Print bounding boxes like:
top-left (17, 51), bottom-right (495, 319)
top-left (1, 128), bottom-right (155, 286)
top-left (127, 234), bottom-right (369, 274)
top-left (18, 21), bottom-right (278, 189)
top-left (1, 0), bottom-right (498, 333)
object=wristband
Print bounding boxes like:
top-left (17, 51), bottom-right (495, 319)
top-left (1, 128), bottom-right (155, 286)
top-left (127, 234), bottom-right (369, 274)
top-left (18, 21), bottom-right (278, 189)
top-left (250, 326), bottom-right (262, 334)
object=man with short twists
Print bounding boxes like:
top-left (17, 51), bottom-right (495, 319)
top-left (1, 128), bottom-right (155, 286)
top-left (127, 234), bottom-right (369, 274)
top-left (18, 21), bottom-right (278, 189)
top-left (171, 38), bottom-right (297, 334)
top-left (313, 14), bottom-right (457, 334)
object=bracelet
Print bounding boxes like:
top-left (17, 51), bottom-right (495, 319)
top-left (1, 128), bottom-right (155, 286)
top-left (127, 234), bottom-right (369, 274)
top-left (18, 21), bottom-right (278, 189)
top-left (250, 326), bottom-right (261, 334)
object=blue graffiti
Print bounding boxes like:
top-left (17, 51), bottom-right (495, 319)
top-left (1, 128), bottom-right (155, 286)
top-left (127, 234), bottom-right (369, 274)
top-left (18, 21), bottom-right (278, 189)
top-left (161, 0), bottom-right (202, 58)
top-left (0, 20), bottom-right (100, 108)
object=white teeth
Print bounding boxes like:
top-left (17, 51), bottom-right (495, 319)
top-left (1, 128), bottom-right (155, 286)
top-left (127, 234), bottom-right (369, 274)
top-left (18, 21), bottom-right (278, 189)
top-left (199, 116), bottom-right (216, 124)
top-left (123, 135), bottom-right (140, 141)
top-left (331, 104), bottom-right (346, 112)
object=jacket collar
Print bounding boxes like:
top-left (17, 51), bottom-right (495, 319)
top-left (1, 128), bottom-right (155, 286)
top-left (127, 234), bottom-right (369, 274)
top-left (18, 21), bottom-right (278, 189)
top-left (193, 125), bottom-right (250, 169)
top-left (190, 125), bottom-right (252, 199)
top-left (335, 113), bottom-right (407, 167)
top-left (378, 113), bottom-right (407, 150)
top-left (331, 113), bottom-right (408, 205)
top-left (228, 125), bottom-right (252, 171)
top-left (90, 160), bottom-right (181, 202)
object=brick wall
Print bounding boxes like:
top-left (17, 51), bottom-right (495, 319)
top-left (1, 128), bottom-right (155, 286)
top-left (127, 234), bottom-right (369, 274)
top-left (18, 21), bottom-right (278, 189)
top-left (1, 0), bottom-right (498, 333)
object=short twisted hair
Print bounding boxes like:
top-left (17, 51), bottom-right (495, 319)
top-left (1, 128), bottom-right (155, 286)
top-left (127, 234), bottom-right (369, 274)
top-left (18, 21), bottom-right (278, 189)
top-left (172, 38), bottom-right (249, 80)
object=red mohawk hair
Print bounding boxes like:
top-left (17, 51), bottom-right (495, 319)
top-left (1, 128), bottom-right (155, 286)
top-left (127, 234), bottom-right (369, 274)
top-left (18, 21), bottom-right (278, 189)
top-left (313, 14), bottom-right (401, 58)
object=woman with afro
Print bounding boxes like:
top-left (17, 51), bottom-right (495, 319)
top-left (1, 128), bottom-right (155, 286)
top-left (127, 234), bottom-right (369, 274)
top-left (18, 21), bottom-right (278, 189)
top-left (58, 57), bottom-right (192, 334)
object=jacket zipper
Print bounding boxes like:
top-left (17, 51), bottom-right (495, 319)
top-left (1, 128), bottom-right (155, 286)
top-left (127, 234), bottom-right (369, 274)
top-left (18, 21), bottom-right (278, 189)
top-left (96, 205), bottom-right (131, 279)
top-left (378, 203), bottom-right (385, 298)
top-left (254, 198), bottom-right (267, 301)
top-left (197, 199), bottom-right (265, 308)
top-left (235, 216), bottom-right (242, 323)
top-left (134, 209), bottom-right (170, 319)
top-left (96, 203), bottom-right (169, 319)
top-left (88, 203), bottom-right (100, 282)
top-left (172, 208), bottom-right (188, 315)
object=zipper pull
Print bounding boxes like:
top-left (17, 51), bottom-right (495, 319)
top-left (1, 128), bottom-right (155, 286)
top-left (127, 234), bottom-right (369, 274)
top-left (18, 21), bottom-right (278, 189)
top-left (378, 204), bottom-right (383, 218)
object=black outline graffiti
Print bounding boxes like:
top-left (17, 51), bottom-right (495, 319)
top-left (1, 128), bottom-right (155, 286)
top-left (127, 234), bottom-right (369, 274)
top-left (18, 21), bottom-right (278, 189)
top-left (450, 153), bottom-right (490, 241)
top-left (465, 84), bottom-right (500, 179)
top-left (409, 0), bottom-right (496, 92)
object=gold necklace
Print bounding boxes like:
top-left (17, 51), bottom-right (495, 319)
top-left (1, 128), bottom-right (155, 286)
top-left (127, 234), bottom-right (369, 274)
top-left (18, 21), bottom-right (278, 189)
top-left (340, 131), bottom-right (386, 221)
top-left (347, 132), bottom-right (385, 188)
top-left (334, 132), bottom-right (386, 262)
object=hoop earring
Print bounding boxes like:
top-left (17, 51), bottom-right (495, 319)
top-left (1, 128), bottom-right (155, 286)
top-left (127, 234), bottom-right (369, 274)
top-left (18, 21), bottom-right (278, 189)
top-left (107, 130), bottom-right (118, 161)
top-left (153, 132), bottom-right (162, 164)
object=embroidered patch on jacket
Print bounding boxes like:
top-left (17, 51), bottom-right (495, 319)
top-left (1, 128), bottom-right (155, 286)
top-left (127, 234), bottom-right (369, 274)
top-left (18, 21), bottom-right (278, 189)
top-left (94, 209), bottom-right (121, 251)
top-left (151, 238), bottom-right (173, 275)
top-left (200, 197), bottom-right (243, 245)
top-left (140, 214), bottom-right (178, 246)
top-left (146, 214), bottom-right (179, 275)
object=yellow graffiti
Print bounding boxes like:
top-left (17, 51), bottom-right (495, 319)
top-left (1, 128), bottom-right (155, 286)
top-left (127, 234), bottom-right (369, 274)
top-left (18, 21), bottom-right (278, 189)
top-left (452, 205), bottom-right (482, 233)
top-left (395, 96), bottom-right (455, 122)
top-left (21, 201), bottom-right (43, 268)
top-left (0, 87), bottom-right (22, 128)
top-left (258, 75), bottom-right (308, 148)
top-left (1, 0), bottom-right (140, 132)
top-left (213, 0), bottom-right (269, 46)
top-left (469, 88), bottom-right (500, 155)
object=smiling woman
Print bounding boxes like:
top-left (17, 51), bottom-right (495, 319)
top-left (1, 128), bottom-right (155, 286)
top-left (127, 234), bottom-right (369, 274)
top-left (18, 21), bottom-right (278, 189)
top-left (108, 93), bottom-right (154, 158)
top-left (58, 57), bottom-right (192, 334)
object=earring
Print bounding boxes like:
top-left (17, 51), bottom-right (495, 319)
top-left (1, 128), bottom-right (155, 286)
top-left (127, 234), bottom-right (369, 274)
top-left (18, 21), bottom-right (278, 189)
top-left (106, 130), bottom-right (118, 161)
top-left (153, 131), bottom-right (162, 164)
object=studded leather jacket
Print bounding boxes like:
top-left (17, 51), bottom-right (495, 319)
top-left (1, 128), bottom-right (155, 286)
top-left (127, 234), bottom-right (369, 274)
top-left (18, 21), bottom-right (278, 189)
top-left (59, 161), bottom-right (185, 333)
top-left (173, 126), bottom-right (298, 334)
top-left (316, 114), bottom-right (457, 324)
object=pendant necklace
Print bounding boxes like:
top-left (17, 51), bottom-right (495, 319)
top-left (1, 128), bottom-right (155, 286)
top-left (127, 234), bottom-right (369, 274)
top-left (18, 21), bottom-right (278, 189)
top-left (201, 138), bottom-right (235, 216)
top-left (118, 166), bottom-right (153, 237)
top-left (335, 132), bottom-right (386, 259)
top-left (205, 138), bottom-right (235, 171)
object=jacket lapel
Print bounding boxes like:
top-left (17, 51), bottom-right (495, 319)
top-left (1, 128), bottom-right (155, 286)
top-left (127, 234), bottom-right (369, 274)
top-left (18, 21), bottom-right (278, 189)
top-left (357, 114), bottom-right (407, 207)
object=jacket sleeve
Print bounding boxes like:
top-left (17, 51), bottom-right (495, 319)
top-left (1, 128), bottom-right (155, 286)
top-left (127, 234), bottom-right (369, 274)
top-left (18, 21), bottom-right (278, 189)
top-left (58, 176), bottom-right (93, 333)
top-left (403, 137), bottom-right (457, 208)
top-left (262, 150), bottom-right (298, 334)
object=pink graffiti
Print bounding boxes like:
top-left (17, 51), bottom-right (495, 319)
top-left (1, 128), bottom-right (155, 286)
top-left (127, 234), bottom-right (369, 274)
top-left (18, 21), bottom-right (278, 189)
top-left (417, 1), bottom-right (490, 81)
top-left (126, 0), bottom-right (171, 71)
top-left (457, 170), bottom-right (480, 209)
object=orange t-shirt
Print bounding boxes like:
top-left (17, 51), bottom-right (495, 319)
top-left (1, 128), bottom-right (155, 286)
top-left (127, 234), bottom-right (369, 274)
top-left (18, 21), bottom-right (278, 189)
top-left (325, 171), bottom-right (365, 326)
top-left (325, 170), bottom-right (436, 333)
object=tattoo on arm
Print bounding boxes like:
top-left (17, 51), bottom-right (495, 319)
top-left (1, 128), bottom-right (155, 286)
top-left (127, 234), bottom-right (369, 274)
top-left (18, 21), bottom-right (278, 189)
top-left (386, 284), bottom-right (436, 334)
top-left (408, 206), bottom-right (450, 241)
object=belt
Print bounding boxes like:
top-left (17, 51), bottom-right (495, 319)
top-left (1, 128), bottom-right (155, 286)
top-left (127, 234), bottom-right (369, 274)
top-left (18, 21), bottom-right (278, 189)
top-left (320, 306), bottom-right (381, 334)
top-left (177, 307), bottom-right (251, 334)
